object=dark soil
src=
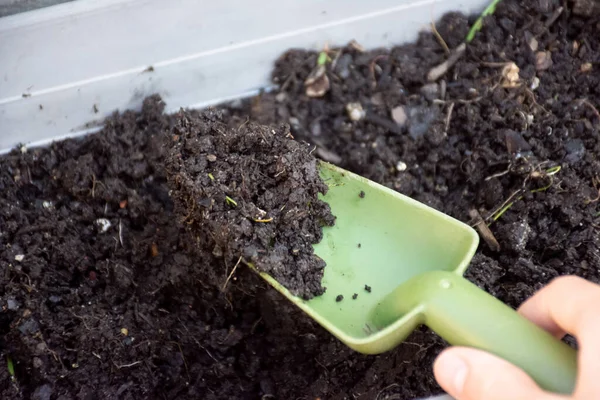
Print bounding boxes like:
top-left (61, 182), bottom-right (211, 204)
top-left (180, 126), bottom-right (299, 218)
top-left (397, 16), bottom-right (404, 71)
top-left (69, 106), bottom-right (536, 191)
top-left (2, 1), bottom-right (600, 399)
top-left (164, 109), bottom-right (335, 299)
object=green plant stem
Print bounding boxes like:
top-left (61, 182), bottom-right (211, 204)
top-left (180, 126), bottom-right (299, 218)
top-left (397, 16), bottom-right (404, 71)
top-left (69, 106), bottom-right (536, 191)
top-left (7, 356), bottom-right (14, 377)
top-left (492, 199), bottom-right (517, 221)
top-left (317, 51), bottom-right (329, 66)
top-left (491, 166), bottom-right (561, 221)
top-left (466, 0), bottom-right (504, 42)
top-left (225, 196), bottom-right (238, 207)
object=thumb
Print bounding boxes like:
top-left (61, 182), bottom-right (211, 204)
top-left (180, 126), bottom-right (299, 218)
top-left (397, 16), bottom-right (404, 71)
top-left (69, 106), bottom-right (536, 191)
top-left (433, 347), bottom-right (567, 400)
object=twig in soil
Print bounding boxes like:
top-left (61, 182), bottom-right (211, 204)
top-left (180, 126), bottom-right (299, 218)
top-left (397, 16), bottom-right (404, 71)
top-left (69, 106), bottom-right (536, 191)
top-left (431, 21), bottom-right (450, 54)
top-left (444, 102), bottom-right (455, 135)
top-left (15, 223), bottom-right (53, 235)
top-left (237, 116), bottom-right (250, 132)
top-left (348, 39), bottom-right (365, 52)
top-left (524, 88), bottom-right (549, 114)
top-left (376, 384), bottom-right (400, 400)
top-left (369, 55), bottom-right (389, 89)
top-left (38, 336), bottom-right (65, 370)
top-left (577, 98), bottom-right (600, 124)
top-left (252, 217), bottom-right (273, 223)
top-left (584, 177), bottom-right (600, 204)
top-left (251, 317), bottom-right (263, 334)
top-left (279, 72), bottom-right (297, 93)
top-left (545, 6), bottom-right (564, 28)
top-left (194, 339), bottom-right (219, 363)
top-left (466, 0), bottom-right (503, 42)
top-left (91, 174), bottom-right (97, 198)
top-left (222, 256), bottom-right (242, 291)
top-left (114, 360), bottom-right (142, 369)
top-left (329, 49), bottom-right (343, 71)
top-left (485, 168), bottom-right (510, 181)
top-left (69, 311), bottom-right (91, 330)
top-left (364, 111), bottom-right (403, 135)
top-left (118, 219), bottom-right (123, 247)
top-left (427, 43), bottom-right (466, 82)
top-left (169, 341), bottom-right (190, 383)
top-left (314, 358), bottom-right (329, 374)
top-left (469, 209), bottom-right (500, 252)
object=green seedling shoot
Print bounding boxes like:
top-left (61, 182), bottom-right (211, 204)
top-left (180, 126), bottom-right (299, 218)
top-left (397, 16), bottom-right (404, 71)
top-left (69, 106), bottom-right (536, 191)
top-left (491, 166), bottom-right (561, 222)
top-left (466, 0), bottom-right (503, 42)
top-left (208, 173), bottom-right (214, 181)
top-left (225, 196), bottom-right (238, 207)
top-left (317, 51), bottom-right (332, 66)
top-left (7, 356), bottom-right (15, 380)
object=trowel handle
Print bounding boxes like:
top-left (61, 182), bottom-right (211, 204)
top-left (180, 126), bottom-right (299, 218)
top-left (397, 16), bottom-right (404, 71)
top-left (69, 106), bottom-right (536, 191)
top-left (384, 271), bottom-right (578, 395)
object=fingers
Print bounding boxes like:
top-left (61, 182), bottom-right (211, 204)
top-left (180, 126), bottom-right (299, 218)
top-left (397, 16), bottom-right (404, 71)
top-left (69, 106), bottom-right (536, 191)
top-left (433, 347), bottom-right (567, 400)
top-left (516, 276), bottom-right (600, 397)
top-left (434, 276), bottom-right (600, 399)
top-left (517, 276), bottom-right (600, 339)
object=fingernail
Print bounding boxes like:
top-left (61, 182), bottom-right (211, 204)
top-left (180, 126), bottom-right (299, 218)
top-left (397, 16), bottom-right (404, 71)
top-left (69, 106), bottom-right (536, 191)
top-left (436, 352), bottom-right (468, 393)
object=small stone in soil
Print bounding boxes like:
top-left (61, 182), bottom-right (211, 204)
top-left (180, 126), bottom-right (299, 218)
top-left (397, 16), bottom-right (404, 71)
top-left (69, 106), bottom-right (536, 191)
top-left (352, 293), bottom-right (358, 300)
top-left (336, 295), bottom-right (344, 302)
top-left (32, 384), bottom-right (53, 400)
top-left (564, 138), bottom-right (585, 163)
top-left (364, 285), bottom-right (372, 293)
top-left (19, 318), bottom-right (40, 335)
top-left (407, 106), bottom-right (438, 139)
top-left (357, 243), bottom-right (361, 248)
top-left (359, 191), bottom-right (365, 198)
top-left (48, 295), bottom-right (61, 304)
top-left (7, 297), bottom-right (20, 310)
top-left (391, 106), bottom-right (408, 126)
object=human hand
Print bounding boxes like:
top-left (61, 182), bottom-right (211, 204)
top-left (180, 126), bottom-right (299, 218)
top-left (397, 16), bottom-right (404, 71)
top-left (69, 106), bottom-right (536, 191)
top-left (432, 275), bottom-right (600, 400)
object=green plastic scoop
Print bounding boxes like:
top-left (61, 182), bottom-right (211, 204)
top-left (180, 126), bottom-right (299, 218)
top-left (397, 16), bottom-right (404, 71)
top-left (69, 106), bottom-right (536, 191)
top-left (254, 161), bottom-right (578, 395)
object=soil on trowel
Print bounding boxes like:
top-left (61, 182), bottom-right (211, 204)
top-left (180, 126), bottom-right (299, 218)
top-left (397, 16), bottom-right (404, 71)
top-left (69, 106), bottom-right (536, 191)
top-left (165, 109), bottom-right (335, 299)
top-left (2, 1), bottom-right (600, 399)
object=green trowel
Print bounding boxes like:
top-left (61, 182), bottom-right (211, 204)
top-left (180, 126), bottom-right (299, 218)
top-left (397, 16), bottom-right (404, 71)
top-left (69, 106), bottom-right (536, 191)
top-left (254, 161), bottom-right (578, 395)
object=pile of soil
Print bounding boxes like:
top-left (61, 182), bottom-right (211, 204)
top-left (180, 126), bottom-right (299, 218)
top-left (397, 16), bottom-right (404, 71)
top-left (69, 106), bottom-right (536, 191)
top-left (1, 1), bottom-right (600, 399)
top-left (164, 109), bottom-right (335, 299)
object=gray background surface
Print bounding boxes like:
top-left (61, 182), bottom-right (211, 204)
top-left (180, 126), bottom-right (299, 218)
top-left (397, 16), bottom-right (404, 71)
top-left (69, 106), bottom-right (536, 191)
top-left (0, 0), bottom-right (73, 17)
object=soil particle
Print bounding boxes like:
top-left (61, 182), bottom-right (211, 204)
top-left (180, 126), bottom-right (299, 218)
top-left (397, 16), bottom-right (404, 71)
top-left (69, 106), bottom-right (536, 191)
top-left (352, 293), bottom-right (358, 300)
top-left (335, 295), bottom-right (344, 302)
top-left (364, 285), bottom-right (372, 293)
top-left (164, 109), bottom-right (335, 299)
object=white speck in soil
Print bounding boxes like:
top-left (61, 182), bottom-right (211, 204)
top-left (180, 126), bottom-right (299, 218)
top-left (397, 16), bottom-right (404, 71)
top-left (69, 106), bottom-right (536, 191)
top-left (95, 218), bottom-right (112, 233)
top-left (346, 102), bottom-right (366, 122)
top-left (14, 254), bottom-right (24, 262)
